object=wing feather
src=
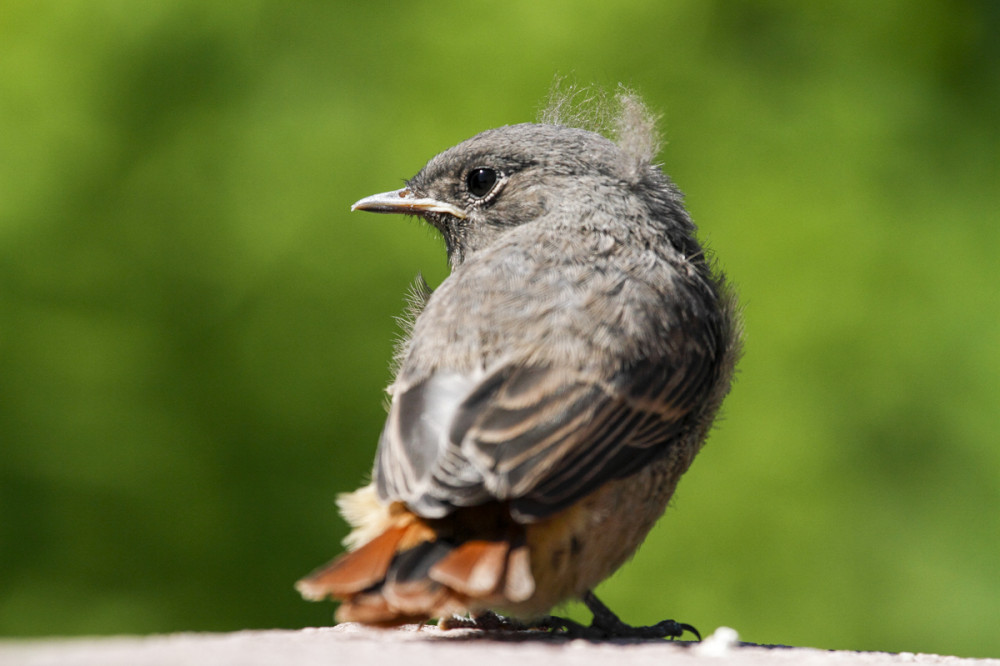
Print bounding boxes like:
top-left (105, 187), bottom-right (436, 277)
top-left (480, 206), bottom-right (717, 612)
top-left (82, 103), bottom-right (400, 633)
top-left (374, 344), bottom-right (718, 522)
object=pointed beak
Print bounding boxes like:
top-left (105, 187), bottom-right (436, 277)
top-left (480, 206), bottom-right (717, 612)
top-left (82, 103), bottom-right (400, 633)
top-left (351, 188), bottom-right (467, 219)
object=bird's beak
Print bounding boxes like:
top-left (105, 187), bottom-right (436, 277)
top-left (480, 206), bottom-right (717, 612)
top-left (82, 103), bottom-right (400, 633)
top-left (351, 188), bottom-right (467, 219)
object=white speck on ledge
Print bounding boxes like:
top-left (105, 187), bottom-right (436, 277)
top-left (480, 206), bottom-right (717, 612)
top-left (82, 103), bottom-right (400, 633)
top-left (694, 626), bottom-right (740, 657)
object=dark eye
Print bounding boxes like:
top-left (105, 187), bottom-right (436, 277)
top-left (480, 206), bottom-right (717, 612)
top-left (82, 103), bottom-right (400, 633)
top-left (466, 167), bottom-right (498, 198)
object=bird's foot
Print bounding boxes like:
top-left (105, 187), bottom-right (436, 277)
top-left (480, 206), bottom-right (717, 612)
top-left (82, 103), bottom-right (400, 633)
top-left (438, 592), bottom-right (699, 642)
top-left (544, 591), bottom-right (701, 641)
top-left (439, 609), bottom-right (537, 632)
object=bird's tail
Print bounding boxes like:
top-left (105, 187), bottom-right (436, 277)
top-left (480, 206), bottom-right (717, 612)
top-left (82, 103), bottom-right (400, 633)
top-left (295, 485), bottom-right (536, 624)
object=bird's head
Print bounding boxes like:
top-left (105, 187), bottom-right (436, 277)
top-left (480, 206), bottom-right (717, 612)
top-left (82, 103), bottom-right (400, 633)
top-left (353, 119), bottom-right (696, 268)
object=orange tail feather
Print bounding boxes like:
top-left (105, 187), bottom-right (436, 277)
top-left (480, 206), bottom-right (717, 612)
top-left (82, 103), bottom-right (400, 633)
top-left (296, 514), bottom-right (536, 624)
top-left (296, 524), bottom-right (408, 599)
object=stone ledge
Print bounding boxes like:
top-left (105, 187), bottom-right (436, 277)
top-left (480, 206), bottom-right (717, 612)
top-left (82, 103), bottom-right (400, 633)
top-left (1, 624), bottom-right (996, 666)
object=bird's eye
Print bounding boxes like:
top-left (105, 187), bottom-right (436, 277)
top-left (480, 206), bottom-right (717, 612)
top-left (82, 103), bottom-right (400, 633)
top-left (466, 167), bottom-right (498, 198)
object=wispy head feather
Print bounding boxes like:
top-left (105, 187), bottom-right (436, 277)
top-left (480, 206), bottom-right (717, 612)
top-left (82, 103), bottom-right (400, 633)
top-left (540, 80), bottom-right (662, 173)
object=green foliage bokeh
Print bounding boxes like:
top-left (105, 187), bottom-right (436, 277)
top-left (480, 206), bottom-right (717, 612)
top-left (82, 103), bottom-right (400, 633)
top-left (1, 0), bottom-right (997, 658)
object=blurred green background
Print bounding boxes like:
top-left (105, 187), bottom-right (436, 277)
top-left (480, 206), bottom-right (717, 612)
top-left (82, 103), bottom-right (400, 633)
top-left (1, 0), bottom-right (997, 658)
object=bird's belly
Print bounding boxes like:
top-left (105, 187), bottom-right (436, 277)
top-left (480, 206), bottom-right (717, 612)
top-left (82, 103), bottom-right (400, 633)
top-left (498, 454), bottom-right (684, 618)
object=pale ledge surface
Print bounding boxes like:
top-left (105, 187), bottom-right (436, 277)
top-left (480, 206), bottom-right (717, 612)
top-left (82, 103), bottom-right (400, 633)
top-left (1, 624), bottom-right (996, 666)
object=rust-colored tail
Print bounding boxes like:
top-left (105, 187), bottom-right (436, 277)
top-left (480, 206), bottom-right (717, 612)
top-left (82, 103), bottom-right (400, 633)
top-left (296, 511), bottom-right (535, 624)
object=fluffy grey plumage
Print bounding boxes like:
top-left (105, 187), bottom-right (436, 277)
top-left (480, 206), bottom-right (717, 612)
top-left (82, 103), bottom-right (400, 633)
top-left (297, 92), bottom-right (741, 634)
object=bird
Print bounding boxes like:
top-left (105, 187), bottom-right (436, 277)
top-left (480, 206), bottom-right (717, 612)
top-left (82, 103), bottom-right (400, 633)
top-left (296, 90), bottom-right (741, 639)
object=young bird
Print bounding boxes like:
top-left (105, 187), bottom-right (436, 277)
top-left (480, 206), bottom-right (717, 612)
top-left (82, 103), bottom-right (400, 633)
top-left (296, 92), bottom-right (741, 639)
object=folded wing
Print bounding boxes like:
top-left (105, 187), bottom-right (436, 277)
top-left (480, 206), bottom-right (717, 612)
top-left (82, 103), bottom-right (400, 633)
top-left (375, 342), bottom-right (717, 522)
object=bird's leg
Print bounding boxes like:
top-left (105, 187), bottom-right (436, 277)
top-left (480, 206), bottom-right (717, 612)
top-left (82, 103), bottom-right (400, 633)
top-left (545, 591), bottom-right (701, 641)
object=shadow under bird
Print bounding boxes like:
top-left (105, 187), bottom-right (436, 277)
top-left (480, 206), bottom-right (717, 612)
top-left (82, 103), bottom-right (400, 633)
top-left (297, 93), bottom-right (741, 639)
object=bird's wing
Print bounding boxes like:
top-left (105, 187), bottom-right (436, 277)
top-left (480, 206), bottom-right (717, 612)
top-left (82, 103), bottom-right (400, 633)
top-left (374, 346), bottom-right (718, 522)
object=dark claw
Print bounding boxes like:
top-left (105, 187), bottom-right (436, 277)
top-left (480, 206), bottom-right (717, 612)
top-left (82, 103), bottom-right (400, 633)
top-left (650, 619), bottom-right (701, 641)
top-left (672, 621), bottom-right (701, 641)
